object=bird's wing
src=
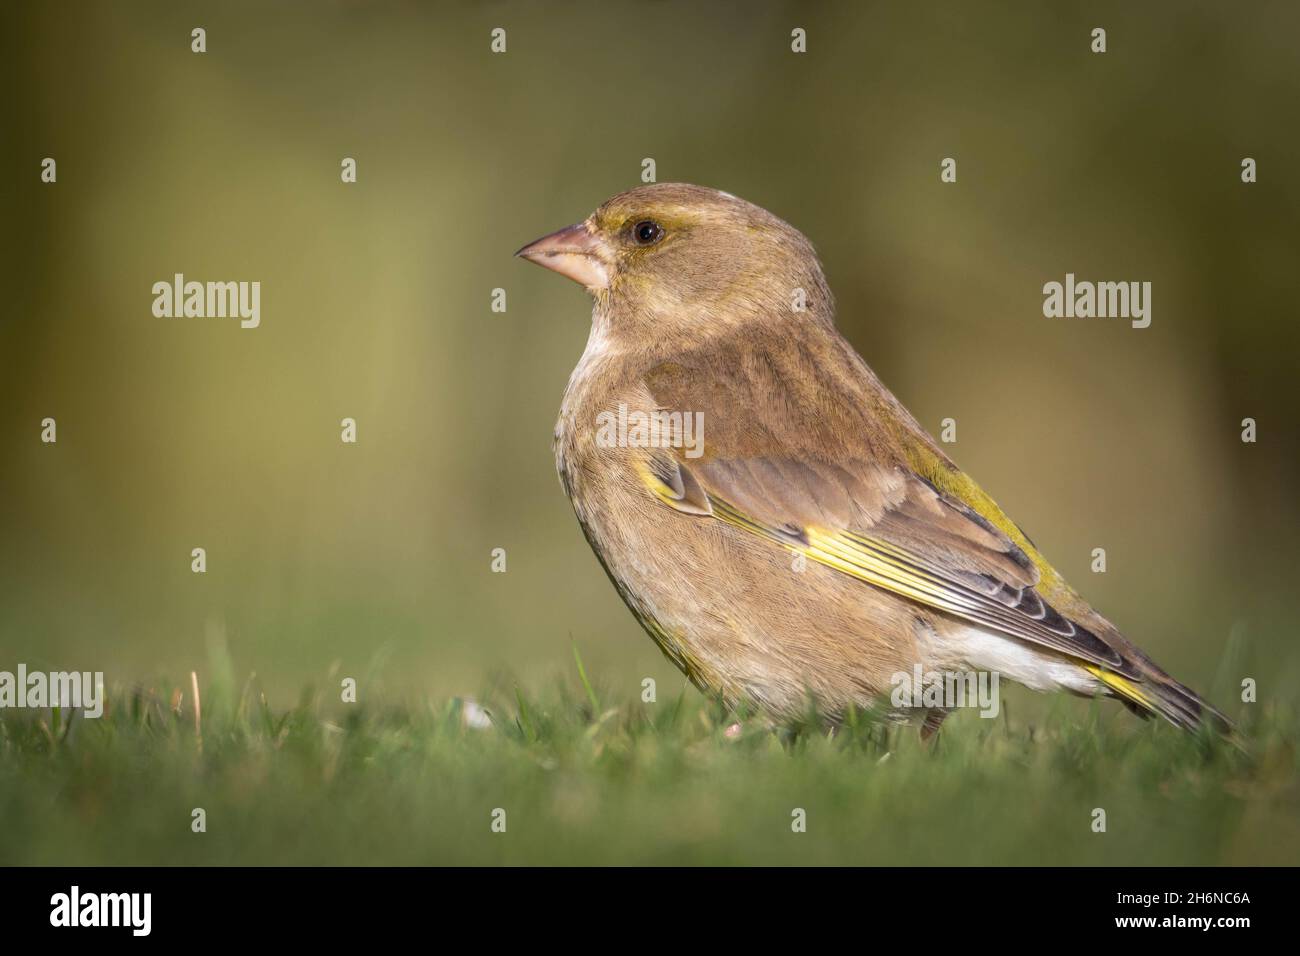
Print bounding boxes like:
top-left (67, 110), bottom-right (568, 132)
top-left (636, 346), bottom-right (1139, 678)
top-left (641, 449), bottom-right (1138, 677)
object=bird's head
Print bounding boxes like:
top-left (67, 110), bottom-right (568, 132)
top-left (516, 183), bottom-right (833, 339)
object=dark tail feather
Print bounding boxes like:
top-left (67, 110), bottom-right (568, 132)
top-left (1146, 678), bottom-right (1233, 735)
top-left (1085, 664), bottom-right (1235, 737)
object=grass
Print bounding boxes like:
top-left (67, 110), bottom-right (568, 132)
top-left (1, 652), bottom-right (1296, 866)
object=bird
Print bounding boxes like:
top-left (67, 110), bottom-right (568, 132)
top-left (516, 182), bottom-right (1230, 737)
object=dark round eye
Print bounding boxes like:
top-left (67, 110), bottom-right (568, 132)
top-left (632, 220), bottom-right (664, 245)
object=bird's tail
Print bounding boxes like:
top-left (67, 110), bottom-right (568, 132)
top-left (1083, 664), bottom-right (1234, 737)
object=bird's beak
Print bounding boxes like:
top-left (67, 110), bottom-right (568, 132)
top-left (514, 221), bottom-right (611, 291)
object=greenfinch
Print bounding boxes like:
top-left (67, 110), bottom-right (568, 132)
top-left (518, 183), bottom-right (1229, 736)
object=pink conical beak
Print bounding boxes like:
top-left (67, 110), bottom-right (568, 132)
top-left (515, 221), bottom-right (611, 290)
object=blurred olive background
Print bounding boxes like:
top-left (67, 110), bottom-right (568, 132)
top-left (2, 0), bottom-right (1297, 716)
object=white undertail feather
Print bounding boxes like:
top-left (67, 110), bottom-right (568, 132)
top-left (928, 625), bottom-right (1101, 695)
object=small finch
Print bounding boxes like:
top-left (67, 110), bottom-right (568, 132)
top-left (517, 183), bottom-right (1229, 736)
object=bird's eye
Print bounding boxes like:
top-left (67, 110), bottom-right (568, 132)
top-left (632, 220), bottom-right (664, 246)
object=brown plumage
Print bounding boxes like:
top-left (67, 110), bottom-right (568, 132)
top-left (517, 183), bottom-right (1230, 735)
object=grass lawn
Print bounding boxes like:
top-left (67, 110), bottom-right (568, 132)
top-left (1, 654), bottom-right (1295, 866)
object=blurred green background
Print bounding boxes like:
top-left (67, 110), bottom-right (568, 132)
top-left (2, 0), bottom-right (1297, 721)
